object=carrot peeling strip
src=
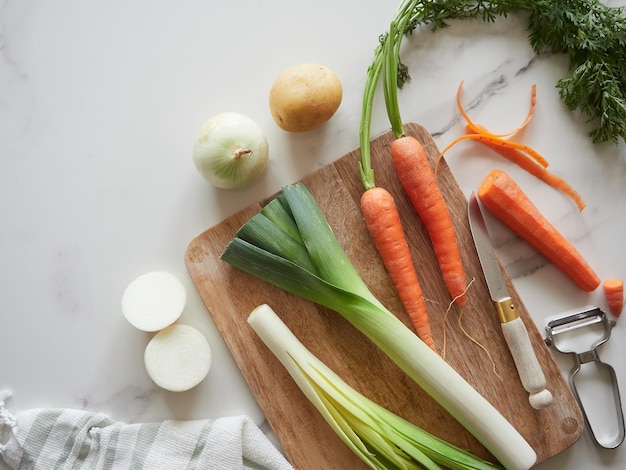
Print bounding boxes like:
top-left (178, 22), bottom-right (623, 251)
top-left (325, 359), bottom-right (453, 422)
top-left (437, 81), bottom-right (586, 211)
top-left (467, 131), bottom-right (586, 211)
top-left (438, 132), bottom-right (549, 169)
top-left (435, 82), bottom-right (547, 175)
top-left (603, 279), bottom-right (624, 317)
top-left (443, 82), bottom-right (548, 168)
top-left (457, 80), bottom-right (537, 139)
top-left (361, 186), bottom-right (437, 351)
top-left (464, 125), bottom-right (549, 168)
top-left (391, 136), bottom-right (467, 307)
top-left (478, 169), bottom-right (600, 292)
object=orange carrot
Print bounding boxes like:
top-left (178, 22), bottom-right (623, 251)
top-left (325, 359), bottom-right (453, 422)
top-left (391, 136), bottom-right (467, 307)
top-left (478, 169), bottom-right (600, 292)
top-left (361, 187), bottom-right (437, 351)
top-left (603, 279), bottom-right (624, 317)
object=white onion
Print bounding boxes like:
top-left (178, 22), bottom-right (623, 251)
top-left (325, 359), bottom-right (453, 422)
top-left (121, 271), bottom-right (186, 332)
top-left (144, 324), bottom-right (212, 392)
top-left (192, 112), bottom-right (269, 189)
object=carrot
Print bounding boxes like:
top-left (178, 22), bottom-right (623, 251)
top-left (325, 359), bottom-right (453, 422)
top-left (361, 187), bottom-right (436, 351)
top-left (478, 169), bottom-right (600, 292)
top-left (603, 279), bottom-right (624, 317)
top-left (358, 20), bottom-right (464, 320)
top-left (357, 22), bottom-right (439, 351)
top-left (391, 136), bottom-right (467, 307)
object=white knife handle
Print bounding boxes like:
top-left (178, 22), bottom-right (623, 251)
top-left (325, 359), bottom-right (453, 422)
top-left (501, 317), bottom-right (553, 410)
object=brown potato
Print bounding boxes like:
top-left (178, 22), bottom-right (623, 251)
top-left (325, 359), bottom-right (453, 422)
top-left (269, 63), bottom-right (342, 132)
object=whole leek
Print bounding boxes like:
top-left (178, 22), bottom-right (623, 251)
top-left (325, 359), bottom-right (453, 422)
top-left (249, 304), bottom-right (502, 470)
top-left (220, 183), bottom-right (536, 470)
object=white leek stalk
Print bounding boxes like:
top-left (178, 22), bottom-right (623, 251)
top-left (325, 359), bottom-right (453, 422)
top-left (221, 183), bottom-right (537, 470)
top-left (249, 304), bottom-right (503, 470)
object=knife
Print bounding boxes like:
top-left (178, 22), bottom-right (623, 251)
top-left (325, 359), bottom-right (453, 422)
top-left (468, 192), bottom-right (553, 410)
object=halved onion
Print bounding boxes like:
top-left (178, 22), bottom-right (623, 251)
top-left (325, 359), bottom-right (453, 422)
top-left (144, 324), bottom-right (212, 392)
top-left (121, 271), bottom-right (186, 332)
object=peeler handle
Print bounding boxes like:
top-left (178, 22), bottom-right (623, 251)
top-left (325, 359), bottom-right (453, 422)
top-left (570, 356), bottom-right (625, 449)
top-left (501, 317), bottom-right (554, 410)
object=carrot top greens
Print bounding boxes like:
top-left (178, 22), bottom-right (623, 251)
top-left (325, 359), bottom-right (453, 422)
top-left (359, 0), bottom-right (626, 170)
top-left (527, 0), bottom-right (626, 144)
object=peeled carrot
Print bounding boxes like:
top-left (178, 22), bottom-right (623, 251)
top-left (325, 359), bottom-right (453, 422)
top-left (603, 279), bottom-right (624, 317)
top-left (478, 169), bottom-right (600, 292)
top-left (391, 136), bottom-right (467, 307)
top-left (361, 187), bottom-right (436, 351)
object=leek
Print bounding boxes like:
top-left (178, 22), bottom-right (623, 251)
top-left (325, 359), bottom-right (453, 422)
top-left (249, 304), bottom-right (502, 470)
top-left (221, 183), bottom-right (537, 470)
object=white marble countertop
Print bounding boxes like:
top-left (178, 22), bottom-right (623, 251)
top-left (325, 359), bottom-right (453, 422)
top-left (2, 1), bottom-right (625, 468)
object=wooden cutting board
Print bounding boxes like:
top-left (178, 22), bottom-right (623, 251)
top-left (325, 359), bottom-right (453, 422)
top-left (185, 123), bottom-right (583, 468)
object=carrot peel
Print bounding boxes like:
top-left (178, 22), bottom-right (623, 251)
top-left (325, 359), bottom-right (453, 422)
top-left (437, 81), bottom-right (586, 212)
top-left (437, 82), bottom-right (547, 172)
top-left (437, 133), bottom-right (549, 170)
top-left (478, 169), bottom-right (600, 292)
top-left (463, 130), bottom-right (586, 211)
top-left (457, 80), bottom-right (537, 139)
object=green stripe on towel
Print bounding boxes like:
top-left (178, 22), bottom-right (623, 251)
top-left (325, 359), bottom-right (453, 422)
top-left (20, 408), bottom-right (64, 467)
top-left (129, 422), bottom-right (162, 468)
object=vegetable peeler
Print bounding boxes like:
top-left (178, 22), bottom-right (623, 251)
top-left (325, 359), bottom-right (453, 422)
top-left (544, 307), bottom-right (625, 449)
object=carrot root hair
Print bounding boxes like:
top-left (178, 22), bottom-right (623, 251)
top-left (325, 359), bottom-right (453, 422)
top-left (440, 278), bottom-right (500, 380)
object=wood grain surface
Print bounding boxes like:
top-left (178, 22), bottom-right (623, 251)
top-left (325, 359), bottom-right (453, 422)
top-left (185, 123), bottom-right (584, 469)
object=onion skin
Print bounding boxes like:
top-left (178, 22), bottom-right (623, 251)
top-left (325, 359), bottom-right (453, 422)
top-left (192, 112), bottom-right (269, 189)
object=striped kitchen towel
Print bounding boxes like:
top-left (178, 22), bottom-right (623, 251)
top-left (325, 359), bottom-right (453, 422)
top-left (0, 391), bottom-right (293, 470)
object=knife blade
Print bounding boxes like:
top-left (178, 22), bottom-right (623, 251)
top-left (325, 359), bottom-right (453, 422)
top-left (468, 192), bottom-right (553, 410)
